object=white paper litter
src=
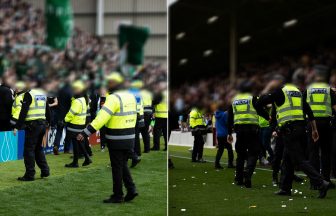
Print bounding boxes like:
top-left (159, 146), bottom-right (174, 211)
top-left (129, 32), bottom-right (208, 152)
top-left (181, 209), bottom-right (186, 212)
top-left (281, 205), bottom-right (286, 208)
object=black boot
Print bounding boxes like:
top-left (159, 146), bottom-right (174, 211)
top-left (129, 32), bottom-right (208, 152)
top-left (124, 191), bottom-right (138, 202)
top-left (131, 157), bottom-right (141, 168)
top-left (82, 158), bottom-right (92, 166)
top-left (103, 195), bottom-right (124, 204)
top-left (318, 180), bottom-right (330, 199)
top-left (17, 176), bottom-right (34, 181)
top-left (275, 190), bottom-right (291, 196)
top-left (65, 162), bottom-right (79, 168)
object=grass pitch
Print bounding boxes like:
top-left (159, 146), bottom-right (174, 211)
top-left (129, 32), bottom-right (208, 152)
top-left (0, 142), bottom-right (167, 216)
top-left (169, 145), bottom-right (336, 216)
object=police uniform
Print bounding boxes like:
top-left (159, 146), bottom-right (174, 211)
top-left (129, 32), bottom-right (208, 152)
top-left (258, 107), bottom-right (274, 163)
top-left (152, 90), bottom-right (168, 150)
top-left (304, 82), bottom-right (336, 185)
top-left (10, 91), bottom-right (25, 127)
top-left (258, 83), bottom-right (330, 198)
top-left (15, 88), bottom-right (50, 181)
top-left (228, 92), bottom-right (269, 187)
top-left (82, 91), bottom-right (138, 203)
top-left (140, 89), bottom-right (153, 153)
top-left (129, 87), bottom-right (145, 167)
top-left (189, 107), bottom-right (207, 162)
top-left (65, 95), bottom-right (92, 167)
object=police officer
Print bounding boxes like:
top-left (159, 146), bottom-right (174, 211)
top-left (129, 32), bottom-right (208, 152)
top-left (227, 81), bottom-right (269, 188)
top-left (78, 72), bottom-right (138, 204)
top-left (304, 71), bottom-right (336, 188)
top-left (258, 80), bottom-right (330, 198)
top-left (64, 80), bottom-right (92, 168)
top-left (152, 83), bottom-right (168, 151)
top-left (14, 80), bottom-right (50, 181)
top-left (139, 81), bottom-right (153, 153)
top-left (189, 105), bottom-right (207, 162)
top-left (10, 81), bottom-right (26, 127)
top-left (129, 80), bottom-right (145, 168)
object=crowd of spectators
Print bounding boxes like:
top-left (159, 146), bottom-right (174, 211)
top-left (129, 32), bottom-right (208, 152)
top-left (0, 0), bottom-right (167, 88)
top-left (170, 47), bottom-right (336, 117)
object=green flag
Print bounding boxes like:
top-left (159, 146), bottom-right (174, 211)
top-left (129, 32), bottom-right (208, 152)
top-left (118, 25), bottom-right (150, 65)
top-left (45, 0), bottom-right (73, 49)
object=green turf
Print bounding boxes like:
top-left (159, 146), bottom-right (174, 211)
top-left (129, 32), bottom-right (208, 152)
top-left (169, 145), bottom-right (336, 216)
top-left (0, 142), bottom-right (167, 216)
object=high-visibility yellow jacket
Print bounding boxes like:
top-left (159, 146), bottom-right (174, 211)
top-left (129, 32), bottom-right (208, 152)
top-left (276, 84), bottom-right (304, 126)
top-left (25, 89), bottom-right (47, 121)
top-left (10, 92), bottom-right (25, 125)
top-left (65, 97), bottom-right (87, 132)
top-left (306, 82), bottom-right (332, 117)
top-left (189, 108), bottom-right (206, 128)
top-left (155, 90), bottom-right (168, 118)
top-left (84, 91), bottom-right (137, 149)
top-left (232, 93), bottom-right (258, 125)
top-left (140, 89), bottom-right (153, 113)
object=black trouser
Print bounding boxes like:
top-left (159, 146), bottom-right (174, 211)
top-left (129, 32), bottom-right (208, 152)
top-left (215, 136), bottom-right (234, 166)
top-left (279, 121), bottom-right (323, 192)
top-left (81, 137), bottom-right (92, 156)
top-left (68, 130), bottom-right (90, 164)
top-left (140, 112), bottom-right (151, 152)
top-left (132, 126), bottom-right (142, 159)
top-left (259, 127), bottom-right (274, 161)
top-left (308, 118), bottom-right (332, 182)
top-left (332, 129), bottom-right (336, 177)
top-left (108, 145), bottom-right (136, 199)
top-left (100, 126), bottom-right (107, 149)
top-left (192, 133), bottom-right (205, 161)
top-left (53, 123), bottom-right (71, 152)
top-left (272, 133), bottom-right (284, 179)
top-left (153, 117), bottom-right (167, 150)
top-left (235, 125), bottom-right (260, 182)
top-left (23, 120), bottom-right (49, 178)
top-left (0, 119), bottom-right (12, 131)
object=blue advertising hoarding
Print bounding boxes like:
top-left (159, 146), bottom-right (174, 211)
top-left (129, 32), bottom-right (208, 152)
top-left (0, 130), bottom-right (24, 163)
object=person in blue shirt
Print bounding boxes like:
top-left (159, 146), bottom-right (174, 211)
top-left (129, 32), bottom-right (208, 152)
top-left (214, 102), bottom-right (235, 169)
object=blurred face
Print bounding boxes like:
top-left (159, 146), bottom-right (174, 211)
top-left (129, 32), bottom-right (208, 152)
top-left (4, 74), bottom-right (16, 87)
top-left (72, 87), bottom-right (82, 95)
top-left (107, 80), bottom-right (118, 90)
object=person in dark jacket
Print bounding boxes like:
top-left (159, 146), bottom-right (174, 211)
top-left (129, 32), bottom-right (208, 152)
top-left (53, 75), bottom-right (74, 154)
top-left (214, 102), bottom-right (234, 169)
top-left (0, 73), bottom-right (14, 131)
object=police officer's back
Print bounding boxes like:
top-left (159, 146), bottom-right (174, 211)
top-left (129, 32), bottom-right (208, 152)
top-left (227, 81), bottom-right (269, 188)
top-left (189, 106), bottom-right (207, 162)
